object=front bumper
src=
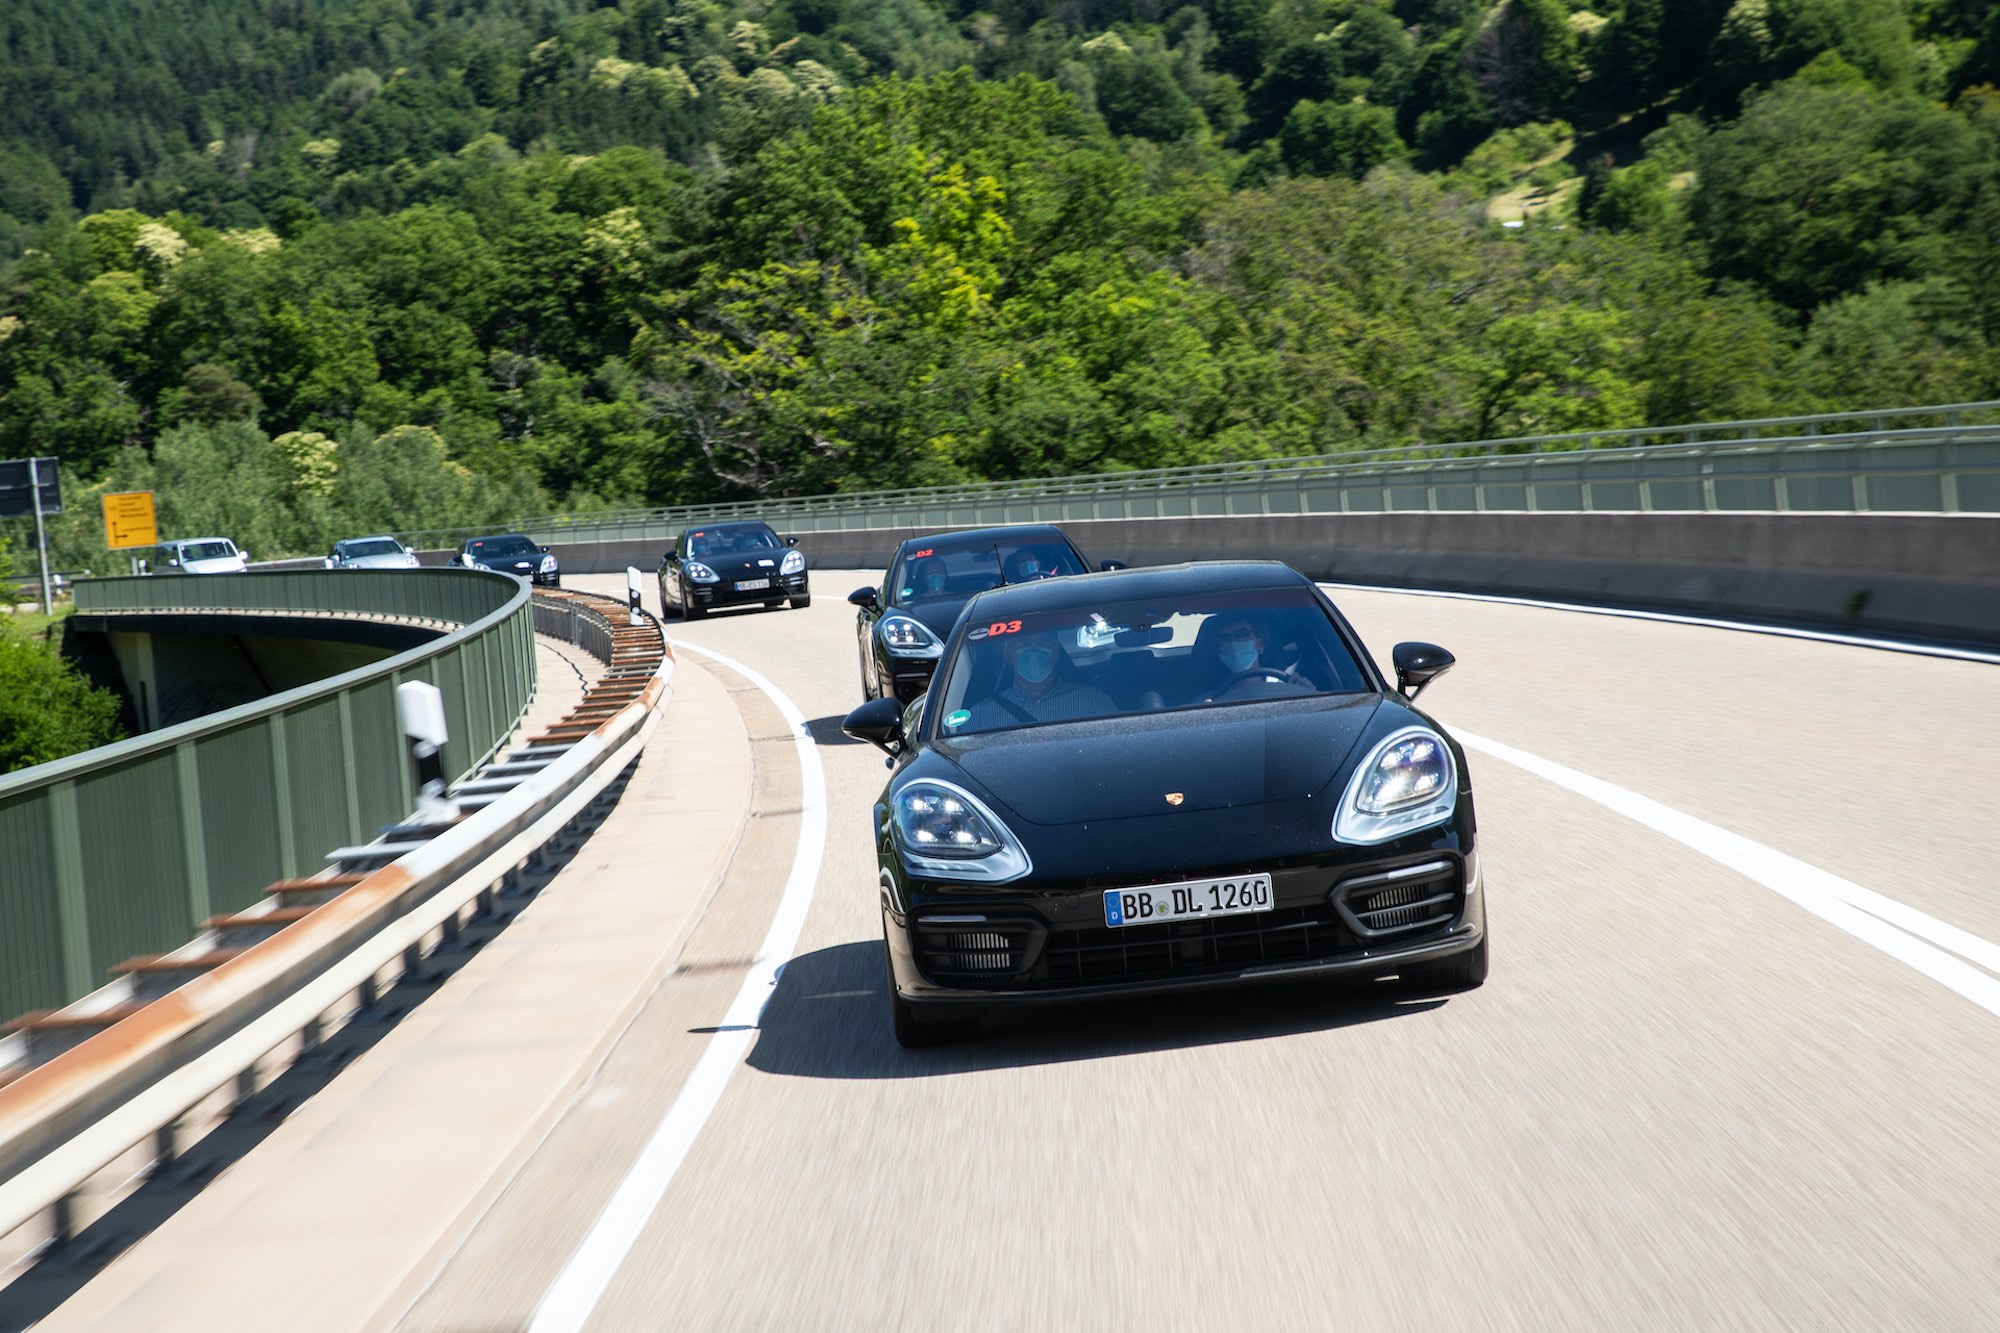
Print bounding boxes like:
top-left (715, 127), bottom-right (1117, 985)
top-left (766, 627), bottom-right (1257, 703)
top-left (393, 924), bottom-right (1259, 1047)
top-left (688, 572), bottom-right (808, 609)
top-left (885, 848), bottom-right (1484, 1008)
top-left (882, 656), bottom-right (937, 703)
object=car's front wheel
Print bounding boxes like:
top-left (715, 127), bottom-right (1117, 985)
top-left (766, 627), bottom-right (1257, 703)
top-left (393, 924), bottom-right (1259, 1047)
top-left (886, 945), bottom-right (978, 1047)
top-left (1402, 933), bottom-right (1488, 993)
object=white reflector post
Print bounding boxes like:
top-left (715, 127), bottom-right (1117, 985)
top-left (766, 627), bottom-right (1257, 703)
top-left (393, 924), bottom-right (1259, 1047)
top-left (626, 566), bottom-right (643, 625)
top-left (396, 681), bottom-right (458, 822)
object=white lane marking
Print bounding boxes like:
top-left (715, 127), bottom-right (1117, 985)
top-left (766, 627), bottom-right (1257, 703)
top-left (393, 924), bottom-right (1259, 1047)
top-left (1455, 730), bottom-right (2000, 1016)
top-left (1319, 581), bottom-right (2000, 666)
top-left (530, 644), bottom-right (827, 1333)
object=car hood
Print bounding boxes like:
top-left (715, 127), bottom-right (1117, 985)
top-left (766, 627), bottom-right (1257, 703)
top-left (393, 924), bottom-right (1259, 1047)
top-left (183, 557), bottom-right (246, 574)
top-left (885, 595), bottom-right (969, 637)
top-left (939, 695), bottom-right (1383, 826)
top-left (473, 554), bottom-right (541, 572)
top-left (694, 552), bottom-right (787, 579)
top-left (341, 554), bottom-right (412, 569)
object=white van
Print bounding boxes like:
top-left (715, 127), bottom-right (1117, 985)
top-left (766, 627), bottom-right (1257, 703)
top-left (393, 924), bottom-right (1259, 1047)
top-left (151, 537), bottom-right (249, 574)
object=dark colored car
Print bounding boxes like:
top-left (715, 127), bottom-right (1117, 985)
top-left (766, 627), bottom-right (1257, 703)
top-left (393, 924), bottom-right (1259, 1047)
top-left (449, 533), bottom-right (560, 586)
top-left (841, 561), bottom-right (1486, 1046)
top-left (658, 520), bottom-right (809, 619)
top-left (847, 524), bottom-right (1116, 704)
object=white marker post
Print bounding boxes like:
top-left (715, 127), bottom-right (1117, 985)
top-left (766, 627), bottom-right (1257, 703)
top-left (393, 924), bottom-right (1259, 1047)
top-left (29, 457), bottom-right (51, 614)
top-left (396, 681), bottom-right (458, 823)
top-left (625, 566), bottom-right (643, 625)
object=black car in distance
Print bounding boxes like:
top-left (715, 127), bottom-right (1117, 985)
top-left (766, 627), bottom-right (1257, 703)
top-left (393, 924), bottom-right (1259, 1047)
top-left (841, 560), bottom-right (1486, 1046)
top-left (848, 523), bottom-right (1115, 704)
top-left (658, 520), bottom-right (809, 619)
top-left (449, 533), bottom-right (560, 586)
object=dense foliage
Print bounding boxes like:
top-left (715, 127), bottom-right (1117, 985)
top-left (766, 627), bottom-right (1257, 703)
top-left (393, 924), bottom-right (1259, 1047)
top-left (2, 0), bottom-right (1998, 566)
top-left (0, 541), bottom-right (127, 770)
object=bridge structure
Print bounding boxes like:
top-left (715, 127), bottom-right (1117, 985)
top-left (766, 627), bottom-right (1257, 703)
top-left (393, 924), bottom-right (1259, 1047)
top-left (1, 404), bottom-right (1998, 1329)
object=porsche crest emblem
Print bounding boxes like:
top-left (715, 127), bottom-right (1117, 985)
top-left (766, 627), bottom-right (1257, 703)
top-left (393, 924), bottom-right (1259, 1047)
top-left (1164, 792), bottom-right (1185, 806)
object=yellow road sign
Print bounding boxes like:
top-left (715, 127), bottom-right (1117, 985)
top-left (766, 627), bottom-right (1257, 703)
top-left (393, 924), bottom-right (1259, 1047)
top-left (103, 491), bottom-right (157, 550)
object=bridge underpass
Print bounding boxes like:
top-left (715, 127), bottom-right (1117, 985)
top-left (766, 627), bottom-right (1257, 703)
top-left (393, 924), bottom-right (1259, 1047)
top-left (9, 568), bottom-right (1998, 1330)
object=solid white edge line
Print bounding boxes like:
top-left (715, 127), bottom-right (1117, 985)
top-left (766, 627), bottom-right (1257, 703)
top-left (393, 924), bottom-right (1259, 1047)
top-left (1453, 729), bottom-right (2000, 1017)
top-left (528, 644), bottom-right (828, 1333)
top-left (1317, 581), bottom-right (2000, 666)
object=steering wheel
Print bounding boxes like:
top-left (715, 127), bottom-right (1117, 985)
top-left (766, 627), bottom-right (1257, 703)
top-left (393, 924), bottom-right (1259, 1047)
top-left (1209, 666), bottom-right (1306, 701)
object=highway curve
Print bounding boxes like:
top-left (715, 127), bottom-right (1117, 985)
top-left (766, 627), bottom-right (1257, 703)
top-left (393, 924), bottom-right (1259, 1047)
top-left (34, 569), bottom-right (2000, 1331)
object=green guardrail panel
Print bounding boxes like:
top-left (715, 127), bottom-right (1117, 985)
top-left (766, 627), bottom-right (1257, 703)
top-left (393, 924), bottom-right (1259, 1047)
top-left (1, 569), bottom-right (535, 1018)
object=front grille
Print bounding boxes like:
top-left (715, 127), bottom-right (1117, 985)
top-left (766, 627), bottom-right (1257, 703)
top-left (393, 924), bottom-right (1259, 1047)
top-left (1333, 859), bottom-right (1462, 939)
top-left (1042, 904), bottom-right (1359, 987)
top-left (911, 916), bottom-right (1046, 984)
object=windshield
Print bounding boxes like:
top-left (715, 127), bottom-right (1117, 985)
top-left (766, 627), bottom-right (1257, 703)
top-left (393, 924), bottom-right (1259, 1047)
top-left (686, 526), bottom-right (779, 558)
top-left (930, 586), bottom-right (1369, 736)
top-left (182, 541), bottom-right (237, 561)
top-left (891, 537), bottom-right (1085, 606)
top-left (340, 539), bottom-right (403, 557)
top-left (468, 536), bottom-right (537, 558)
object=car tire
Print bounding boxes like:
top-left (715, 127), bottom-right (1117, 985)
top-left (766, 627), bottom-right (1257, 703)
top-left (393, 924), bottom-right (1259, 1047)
top-left (1403, 934), bottom-right (1488, 992)
top-left (859, 643), bottom-right (879, 700)
top-left (886, 947), bottom-right (978, 1048)
top-left (789, 594), bottom-right (811, 610)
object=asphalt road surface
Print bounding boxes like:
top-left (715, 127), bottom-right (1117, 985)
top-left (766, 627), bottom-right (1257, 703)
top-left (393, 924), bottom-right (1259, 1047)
top-left (40, 569), bottom-right (2000, 1331)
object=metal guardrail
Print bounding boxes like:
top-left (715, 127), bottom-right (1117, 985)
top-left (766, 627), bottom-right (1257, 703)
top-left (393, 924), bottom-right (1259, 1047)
top-left (534, 595), bottom-right (615, 665)
top-left (0, 614), bottom-right (671, 1253)
top-left (387, 402), bottom-right (2000, 550)
top-left (0, 571), bottom-right (536, 1022)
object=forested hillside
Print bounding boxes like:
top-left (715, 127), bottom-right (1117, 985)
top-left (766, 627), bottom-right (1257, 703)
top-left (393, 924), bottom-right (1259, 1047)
top-left (2, 0), bottom-right (1998, 567)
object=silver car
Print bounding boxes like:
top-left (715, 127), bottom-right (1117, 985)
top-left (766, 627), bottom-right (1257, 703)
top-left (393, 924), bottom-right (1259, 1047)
top-left (152, 537), bottom-right (248, 574)
top-left (324, 535), bottom-right (419, 570)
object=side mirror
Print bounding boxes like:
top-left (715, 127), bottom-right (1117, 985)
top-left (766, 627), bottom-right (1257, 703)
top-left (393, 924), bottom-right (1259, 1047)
top-left (785, 535), bottom-right (800, 547)
top-left (540, 545), bottom-right (551, 553)
top-left (1099, 559), bottom-right (1127, 571)
top-left (848, 586), bottom-right (879, 611)
top-left (842, 696), bottom-right (907, 756)
top-left (1391, 642), bottom-right (1455, 700)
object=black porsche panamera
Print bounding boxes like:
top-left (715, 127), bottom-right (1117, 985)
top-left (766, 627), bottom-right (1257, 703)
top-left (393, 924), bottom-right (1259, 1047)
top-left (841, 561), bottom-right (1487, 1046)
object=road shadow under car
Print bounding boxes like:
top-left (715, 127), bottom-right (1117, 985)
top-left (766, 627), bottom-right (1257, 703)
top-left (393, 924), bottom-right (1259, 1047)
top-left (744, 940), bottom-right (1448, 1079)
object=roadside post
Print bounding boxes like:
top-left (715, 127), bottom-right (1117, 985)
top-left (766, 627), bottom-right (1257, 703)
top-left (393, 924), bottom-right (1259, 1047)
top-left (0, 456), bottom-right (62, 613)
top-left (626, 566), bottom-right (643, 625)
top-left (396, 681), bottom-right (458, 823)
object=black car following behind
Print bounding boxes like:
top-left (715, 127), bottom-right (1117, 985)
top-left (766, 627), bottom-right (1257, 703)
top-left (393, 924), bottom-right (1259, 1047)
top-left (659, 520), bottom-right (809, 619)
top-left (842, 560), bottom-right (1485, 1046)
top-left (449, 533), bottom-right (560, 586)
top-left (848, 524), bottom-right (1118, 704)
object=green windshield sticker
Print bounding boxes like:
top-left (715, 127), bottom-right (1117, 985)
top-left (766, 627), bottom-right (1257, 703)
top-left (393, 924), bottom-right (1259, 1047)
top-left (944, 709), bottom-right (971, 729)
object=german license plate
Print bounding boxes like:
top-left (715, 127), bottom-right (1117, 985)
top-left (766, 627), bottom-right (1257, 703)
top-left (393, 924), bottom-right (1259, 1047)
top-left (734, 578), bottom-right (771, 591)
top-left (1104, 873), bottom-right (1273, 927)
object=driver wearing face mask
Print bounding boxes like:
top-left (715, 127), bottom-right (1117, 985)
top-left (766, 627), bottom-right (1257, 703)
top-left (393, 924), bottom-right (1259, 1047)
top-left (968, 631), bottom-right (1115, 728)
top-left (1195, 616), bottom-right (1307, 702)
top-left (911, 557), bottom-right (948, 597)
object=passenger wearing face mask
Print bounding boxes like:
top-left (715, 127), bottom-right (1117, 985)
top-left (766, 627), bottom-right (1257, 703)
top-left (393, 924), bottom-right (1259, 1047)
top-left (968, 631), bottom-right (1115, 728)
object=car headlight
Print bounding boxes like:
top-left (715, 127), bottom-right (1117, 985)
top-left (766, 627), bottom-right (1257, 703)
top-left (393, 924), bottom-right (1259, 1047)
top-left (891, 780), bottom-right (1031, 882)
top-left (879, 613), bottom-right (943, 658)
top-left (685, 561), bottom-right (720, 584)
top-left (539, 554), bottom-right (557, 573)
top-left (1334, 727), bottom-right (1458, 844)
top-left (405, 553), bottom-right (419, 566)
top-left (780, 548), bottom-right (805, 576)
top-left (323, 558), bottom-right (335, 569)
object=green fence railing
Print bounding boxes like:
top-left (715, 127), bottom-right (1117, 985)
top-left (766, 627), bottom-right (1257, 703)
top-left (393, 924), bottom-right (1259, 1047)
top-left (388, 402), bottom-right (2000, 552)
top-left (0, 570), bottom-right (536, 1021)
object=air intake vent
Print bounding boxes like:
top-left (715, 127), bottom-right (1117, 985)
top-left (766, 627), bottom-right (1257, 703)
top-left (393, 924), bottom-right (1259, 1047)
top-left (1332, 859), bottom-right (1462, 939)
top-left (911, 916), bottom-right (1046, 985)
